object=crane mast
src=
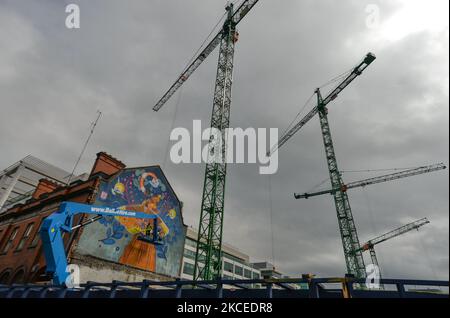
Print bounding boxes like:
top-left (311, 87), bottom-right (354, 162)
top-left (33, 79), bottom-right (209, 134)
top-left (152, 1), bottom-right (260, 281)
top-left (317, 88), bottom-right (366, 279)
top-left (193, 4), bottom-right (236, 281)
top-left (266, 53), bottom-right (376, 279)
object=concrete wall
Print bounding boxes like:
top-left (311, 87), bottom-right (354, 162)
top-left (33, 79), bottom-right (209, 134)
top-left (71, 253), bottom-right (172, 283)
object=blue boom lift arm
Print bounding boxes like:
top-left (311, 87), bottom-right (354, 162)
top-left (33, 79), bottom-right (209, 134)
top-left (39, 201), bottom-right (162, 285)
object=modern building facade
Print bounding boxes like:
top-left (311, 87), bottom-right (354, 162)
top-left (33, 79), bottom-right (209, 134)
top-left (0, 152), bottom-right (187, 285)
top-left (181, 227), bottom-right (261, 281)
top-left (251, 262), bottom-right (284, 279)
top-left (0, 155), bottom-right (75, 213)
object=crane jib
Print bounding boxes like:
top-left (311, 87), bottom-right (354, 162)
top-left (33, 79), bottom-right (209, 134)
top-left (268, 53), bottom-right (376, 156)
top-left (351, 218), bottom-right (431, 255)
top-left (153, 0), bottom-right (260, 112)
top-left (294, 163), bottom-right (446, 199)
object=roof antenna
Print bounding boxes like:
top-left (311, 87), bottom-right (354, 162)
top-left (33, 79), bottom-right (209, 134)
top-left (66, 110), bottom-right (102, 185)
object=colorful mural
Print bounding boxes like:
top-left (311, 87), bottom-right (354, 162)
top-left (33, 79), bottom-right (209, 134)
top-left (75, 167), bottom-right (186, 278)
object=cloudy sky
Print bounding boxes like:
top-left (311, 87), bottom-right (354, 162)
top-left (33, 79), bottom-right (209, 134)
top-left (0, 0), bottom-right (448, 280)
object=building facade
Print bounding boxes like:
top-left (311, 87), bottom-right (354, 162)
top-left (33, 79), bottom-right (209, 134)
top-left (0, 153), bottom-right (284, 286)
top-left (181, 227), bottom-right (261, 281)
top-left (0, 155), bottom-right (75, 213)
top-left (0, 152), bottom-right (187, 285)
top-left (251, 262), bottom-right (284, 279)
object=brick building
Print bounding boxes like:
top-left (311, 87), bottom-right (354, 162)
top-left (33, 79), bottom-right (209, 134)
top-left (0, 152), bottom-right (186, 285)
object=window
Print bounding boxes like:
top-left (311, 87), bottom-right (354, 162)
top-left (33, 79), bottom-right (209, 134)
top-left (223, 274), bottom-right (234, 280)
top-left (223, 261), bottom-right (234, 273)
top-left (11, 269), bottom-right (25, 284)
top-left (183, 262), bottom-right (195, 276)
top-left (0, 270), bottom-right (11, 284)
top-left (184, 249), bottom-right (196, 260)
top-left (244, 268), bottom-right (252, 279)
top-left (1, 227), bottom-right (19, 254)
top-left (252, 272), bottom-right (260, 280)
top-left (29, 220), bottom-right (43, 248)
top-left (184, 249), bottom-right (205, 263)
top-left (234, 265), bottom-right (243, 276)
top-left (16, 223), bottom-right (34, 251)
top-left (185, 238), bottom-right (197, 249)
top-left (223, 252), bottom-right (246, 265)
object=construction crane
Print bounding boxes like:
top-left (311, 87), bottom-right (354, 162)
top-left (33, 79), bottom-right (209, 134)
top-left (152, 1), bottom-right (260, 280)
top-left (268, 53), bottom-right (377, 279)
top-left (357, 217), bottom-right (430, 288)
top-left (295, 163), bottom-right (447, 199)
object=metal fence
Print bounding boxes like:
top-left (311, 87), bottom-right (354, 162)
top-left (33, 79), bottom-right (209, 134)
top-left (0, 278), bottom-right (448, 299)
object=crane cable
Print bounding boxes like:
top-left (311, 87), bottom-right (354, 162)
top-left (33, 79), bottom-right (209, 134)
top-left (280, 93), bottom-right (315, 139)
top-left (66, 110), bottom-right (102, 185)
top-left (181, 10), bottom-right (228, 74)
top-left (279, 67), bottom-right (353, 142)
top-left (320, 67), bottom-right (353, 97)
top-left (319, 67), bottom-right (353, 88)
top-left (362, 188), bottom-right (378, 243)
top-left (181, 0), bottom-right (248, 76)
top-left (267, 174), bottom-right (275, 267)
top-left (341, 166), bottom-right (424, 174)
top-left (361, 188), bottom-right (387, 278)
top-left (163, 4), bottom-right (239, 167)
top-left (416, 227), bottom-right (441, 290)
top-left (162, 86), bottom-right (184, 170)
top-left (162, 4), bottom-right (237, 167)
top-left (306, 176), bottom-right (331, 193)
top-left (300, 165), bottom-right (433, 195)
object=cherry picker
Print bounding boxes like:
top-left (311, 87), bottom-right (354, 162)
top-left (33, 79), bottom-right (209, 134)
top-left (39, 201), bottom-right (163, 285)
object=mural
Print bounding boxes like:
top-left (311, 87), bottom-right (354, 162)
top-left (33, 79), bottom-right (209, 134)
top-left (75, 167), bottom-right (186, 277)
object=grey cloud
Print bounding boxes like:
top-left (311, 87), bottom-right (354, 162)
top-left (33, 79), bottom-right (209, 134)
top-left (0, 0), bottom-right (448, 280)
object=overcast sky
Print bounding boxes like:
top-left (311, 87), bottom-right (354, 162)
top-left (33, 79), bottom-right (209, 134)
top-left (0, 0), bottom-right (448, 280)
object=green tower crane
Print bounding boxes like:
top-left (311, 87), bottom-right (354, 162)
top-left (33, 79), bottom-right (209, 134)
top-left (268, 53), bottom-right (377, 279)
top-left (357, 217), bottom-right (430, 289)
top-left (152, 1), bottom-right (260, 280)
top-left (294, 163), bottom-right (445, 283)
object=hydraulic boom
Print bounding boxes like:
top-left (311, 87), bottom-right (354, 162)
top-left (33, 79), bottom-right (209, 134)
top-left (40, 202), bottom-right (162, 285)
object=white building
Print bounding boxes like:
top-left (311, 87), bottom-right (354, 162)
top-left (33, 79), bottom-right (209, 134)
top-left (0, 155), bottom-right (85, 213)
top-left (181, 227), bottom-right (261, 281)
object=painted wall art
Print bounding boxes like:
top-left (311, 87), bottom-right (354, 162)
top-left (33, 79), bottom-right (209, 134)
top-left (75, 167), bottom-right (186, 277)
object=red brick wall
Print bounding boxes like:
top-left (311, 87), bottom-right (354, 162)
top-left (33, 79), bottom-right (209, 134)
top-left (0, 182), bottom-right (98, 285)
top-left (32, 179), bottom-right (59, 200)
top-left (0, 213), bottom-right (48, 284)
top-left (90, 152), bottom-right (126, 176)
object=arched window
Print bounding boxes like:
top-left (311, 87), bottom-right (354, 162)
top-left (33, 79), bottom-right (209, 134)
top-left (0, 269), bottom-right (12, 285)
top-left (10, 268), bottom-right (26, 284)
top-left (30, 267), bottom-right (51, 284)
